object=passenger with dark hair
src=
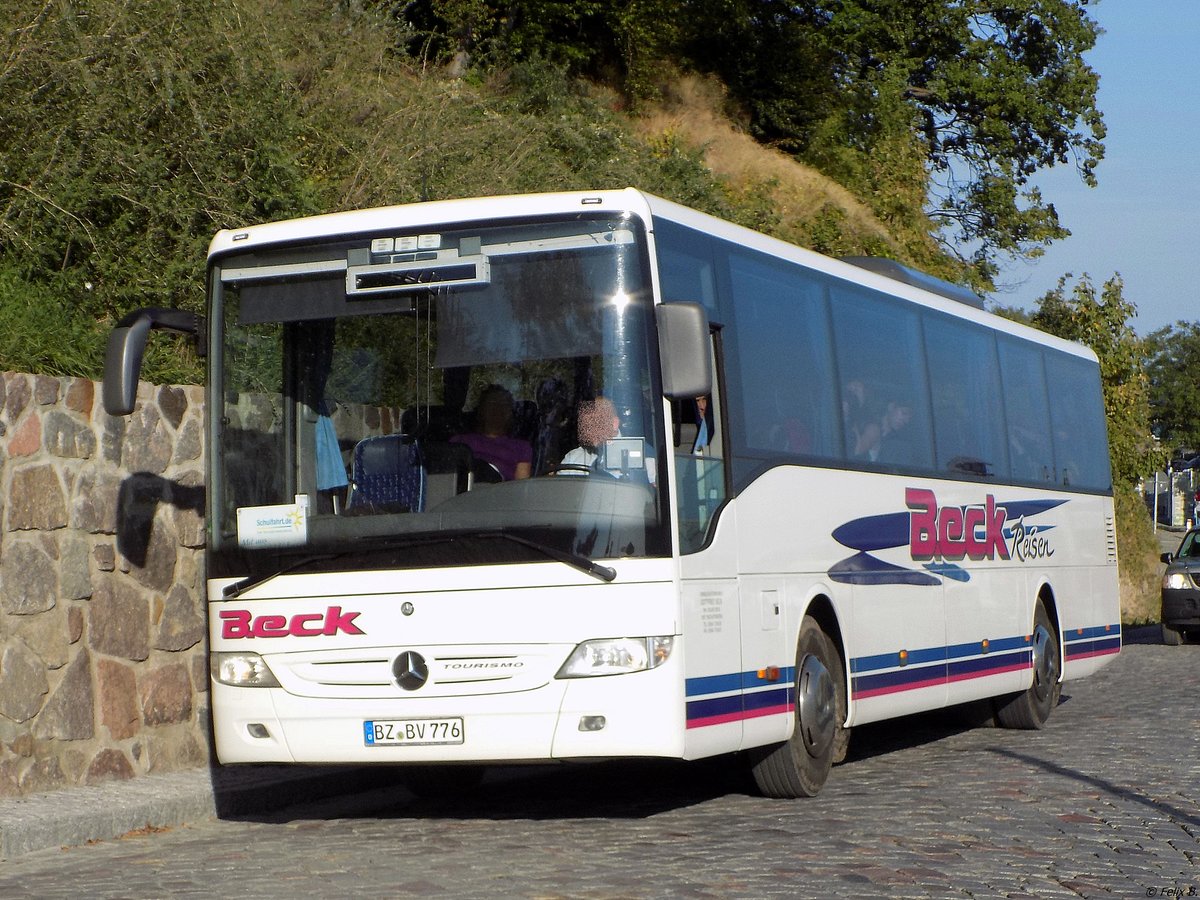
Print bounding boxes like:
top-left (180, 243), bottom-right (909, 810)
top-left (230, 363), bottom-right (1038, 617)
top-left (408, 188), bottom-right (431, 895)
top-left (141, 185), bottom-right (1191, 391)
top-left (844, 379), bottom-right (882, 459)
top-left (691, 395), bottom-right (714, 455)
top-left (451, 385), bottom-right (532, 480)
top-left (876, 401), bottom-right (914, 464)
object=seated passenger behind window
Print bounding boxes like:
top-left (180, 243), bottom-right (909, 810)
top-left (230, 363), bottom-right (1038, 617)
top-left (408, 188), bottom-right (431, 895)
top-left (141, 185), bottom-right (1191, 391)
top-left (450, 385), bottom-right (532, 480)
top-left (875, 401), bottom-right (914, 464)
top-left (844, 378), bottom-right (882, 459)
top-left (690, 395), bottom-right (715, 455)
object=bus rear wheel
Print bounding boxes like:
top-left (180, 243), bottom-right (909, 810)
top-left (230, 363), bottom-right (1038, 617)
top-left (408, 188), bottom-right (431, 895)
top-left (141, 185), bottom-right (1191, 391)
top-left (996, 599), bottom-right (1061, 729)
top-left (749, 616), bottom-right (842, 798)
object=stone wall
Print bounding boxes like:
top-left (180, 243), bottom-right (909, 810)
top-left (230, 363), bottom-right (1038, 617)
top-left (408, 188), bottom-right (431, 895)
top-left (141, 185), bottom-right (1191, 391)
top-left (0, 373), bottom-right (208, 796)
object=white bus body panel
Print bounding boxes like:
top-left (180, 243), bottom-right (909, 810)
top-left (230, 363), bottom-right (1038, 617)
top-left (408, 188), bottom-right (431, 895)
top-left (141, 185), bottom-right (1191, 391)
top-left (678, 466), bottom-right (1120, 743)
top-left (210, 560), bottom-right (688, 764)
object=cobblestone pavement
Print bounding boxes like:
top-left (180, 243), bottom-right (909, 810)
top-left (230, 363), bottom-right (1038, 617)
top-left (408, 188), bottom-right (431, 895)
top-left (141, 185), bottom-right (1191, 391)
top-left (1, 630), bottom-right (1196, 899)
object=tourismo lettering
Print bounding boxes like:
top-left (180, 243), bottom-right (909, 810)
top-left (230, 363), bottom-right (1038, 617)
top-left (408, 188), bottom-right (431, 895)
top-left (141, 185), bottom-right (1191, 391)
top-left (219, 605), bottom-right (365, 639)
top-left (907, 488), bottom-right (1010, 562)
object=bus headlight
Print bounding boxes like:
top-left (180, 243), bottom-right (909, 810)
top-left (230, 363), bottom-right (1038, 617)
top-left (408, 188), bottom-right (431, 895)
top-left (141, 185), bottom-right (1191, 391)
top-left (1163, 571), bottom-right (1190, 590)
top-left (556, 637), bottom-right (674, 678)
top-left (213, 652), bottom-right (281, 687)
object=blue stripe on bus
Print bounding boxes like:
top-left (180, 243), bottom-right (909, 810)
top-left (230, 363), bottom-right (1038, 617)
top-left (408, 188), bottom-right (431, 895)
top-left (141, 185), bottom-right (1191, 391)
top-left (852, 644), bottom-right (948, 673)
top-left (685, 668), bottom-right (797, 698)
top-left (684, 672), bottom-right (744, 697)
top-left (946, 649), bottom-right (1031, 682)
top-left (852, 631), bottom-right (1047, 676)
top-left (684, 623), bottom-right (1121, 728)
top-left (685, 670), bottom-right (796, 728)
top-left (1064, 624), bottom-right (1122, 642)
top-left (1064, 636), bottom-right (1121, 660)
top-left (685, 693), bottom-right (743, 725)
top-left (1063, 624), bottom-right (1121, 661)
top-left (851, 648), bottom-right (1031, 698)
top-left (685, 686), bottom-right (794, 728)
top-left (852, 662), bottom-right (947, 698)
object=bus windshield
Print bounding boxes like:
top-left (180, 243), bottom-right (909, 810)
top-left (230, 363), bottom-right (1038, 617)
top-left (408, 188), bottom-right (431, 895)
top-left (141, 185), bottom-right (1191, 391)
top-left (209, 213), bottom-right (668, 576)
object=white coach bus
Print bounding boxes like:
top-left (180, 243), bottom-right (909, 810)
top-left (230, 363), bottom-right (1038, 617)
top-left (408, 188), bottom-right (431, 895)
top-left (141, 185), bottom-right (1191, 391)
top-left (104, 189), bottom-right (1120, 797)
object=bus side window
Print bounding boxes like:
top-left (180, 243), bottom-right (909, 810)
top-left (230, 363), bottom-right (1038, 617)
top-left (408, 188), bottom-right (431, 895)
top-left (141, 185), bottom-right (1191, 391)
top-left (1044, 351), bottom-right (1111, 491)
top-left (925, 312), bottom-right (1010, 480)
top-left (997, 337), bottom-right (1056, 485)
top-left (831, 285), bottom-right (933, 470)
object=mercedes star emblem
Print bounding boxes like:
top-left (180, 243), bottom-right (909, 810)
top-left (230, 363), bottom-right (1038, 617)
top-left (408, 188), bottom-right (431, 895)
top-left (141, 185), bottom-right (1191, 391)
top-left (392, 650), bottom-right (429, 691)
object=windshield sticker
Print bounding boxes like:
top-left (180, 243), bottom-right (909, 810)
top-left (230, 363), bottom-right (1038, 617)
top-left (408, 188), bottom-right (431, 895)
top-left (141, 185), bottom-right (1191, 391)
top-left (829, 490), bottom-right (1065, 585)
top-left (236, 496), bottom-right (309, 549)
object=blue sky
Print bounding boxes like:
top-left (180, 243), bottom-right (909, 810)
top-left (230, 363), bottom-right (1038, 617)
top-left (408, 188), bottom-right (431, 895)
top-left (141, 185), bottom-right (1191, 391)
top-left (992, 0), bottom-right (1200, 336)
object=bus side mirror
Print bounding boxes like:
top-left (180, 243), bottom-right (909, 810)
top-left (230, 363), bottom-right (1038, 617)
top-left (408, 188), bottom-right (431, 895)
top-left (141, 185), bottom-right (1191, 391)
top-left (656, 302), bottom-right (711, 400)
top-left (103, 307), bottom-right (206, 416)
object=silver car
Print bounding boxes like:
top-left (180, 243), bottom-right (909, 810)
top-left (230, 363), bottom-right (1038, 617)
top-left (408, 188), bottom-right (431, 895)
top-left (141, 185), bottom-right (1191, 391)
top-left (1160, 528), bottom-right (1200, 645)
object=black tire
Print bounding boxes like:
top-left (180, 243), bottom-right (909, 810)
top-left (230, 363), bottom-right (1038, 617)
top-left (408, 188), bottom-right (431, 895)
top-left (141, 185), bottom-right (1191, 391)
top-left (1161, 623), bottom-right (1185, 646)
top-left (749, 616), bottom-right (844, 798)
top-left (996, 599), bottom-right (1061, 729)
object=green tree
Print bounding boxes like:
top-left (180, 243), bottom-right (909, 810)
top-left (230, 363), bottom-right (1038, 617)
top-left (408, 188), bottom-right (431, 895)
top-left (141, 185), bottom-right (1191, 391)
top-left (1144, 321), bottom-right (1200, 453)
top-left (395, 0), bottom-right (679, 100)
top-left (1030, 274), bottom-right (1160, 485)
top-left (391, 0), bottom-right (1105, 285)
top-left (680, 0), bottom-right (1104, 285)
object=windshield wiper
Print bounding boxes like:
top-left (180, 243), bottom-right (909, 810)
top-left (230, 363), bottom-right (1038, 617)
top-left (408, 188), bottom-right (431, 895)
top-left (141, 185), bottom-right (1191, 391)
top-left (221, 530), bottom-right (616, 599)
top-left (462, 531), bottom-right (617, 583)
top-left (222, 553), bottom-right (339, 599)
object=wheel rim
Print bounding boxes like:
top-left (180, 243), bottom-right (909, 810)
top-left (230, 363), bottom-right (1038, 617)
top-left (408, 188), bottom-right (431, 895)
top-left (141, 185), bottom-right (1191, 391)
top-left (796, 653), bottom-right (836, 758)
top-left (1030, 622), bottom-right (1059, 703)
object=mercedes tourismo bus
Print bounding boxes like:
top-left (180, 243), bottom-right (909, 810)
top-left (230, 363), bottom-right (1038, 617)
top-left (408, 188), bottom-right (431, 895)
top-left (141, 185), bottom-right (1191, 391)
top-left (104, 189), bottom-right (1120, 797)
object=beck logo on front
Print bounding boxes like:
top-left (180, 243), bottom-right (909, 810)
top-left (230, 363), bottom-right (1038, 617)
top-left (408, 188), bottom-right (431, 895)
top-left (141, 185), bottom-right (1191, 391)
top-left (219, 605), bottom-right (365, 639)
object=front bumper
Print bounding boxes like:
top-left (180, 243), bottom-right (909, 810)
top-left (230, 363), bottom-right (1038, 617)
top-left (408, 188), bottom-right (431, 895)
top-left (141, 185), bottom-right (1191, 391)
top-left (1161, 589), bottom-right (1200, 628)
top-left (212, 652), bottom-right (686, 765)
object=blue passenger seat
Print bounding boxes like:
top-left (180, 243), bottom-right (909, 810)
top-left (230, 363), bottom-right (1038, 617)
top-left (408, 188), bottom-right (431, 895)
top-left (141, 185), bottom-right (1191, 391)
top-left (346, 434), bottom-right (426, 512)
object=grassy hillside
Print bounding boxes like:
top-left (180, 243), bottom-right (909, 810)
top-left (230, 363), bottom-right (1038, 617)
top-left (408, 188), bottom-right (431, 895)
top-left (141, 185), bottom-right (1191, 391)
top-left (1, 0), bottom-right (955, 383)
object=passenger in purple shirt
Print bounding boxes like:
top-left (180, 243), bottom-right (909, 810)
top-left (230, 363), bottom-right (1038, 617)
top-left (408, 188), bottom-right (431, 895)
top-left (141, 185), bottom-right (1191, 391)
top-left (451, 385), bottom-right (532, 480)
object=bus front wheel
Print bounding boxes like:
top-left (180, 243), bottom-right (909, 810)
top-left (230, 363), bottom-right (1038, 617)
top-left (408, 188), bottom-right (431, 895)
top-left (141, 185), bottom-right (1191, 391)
top-left (995, 599), bottom-right (1061, 729)
top-left (749, 616), bottom-right (842, 798)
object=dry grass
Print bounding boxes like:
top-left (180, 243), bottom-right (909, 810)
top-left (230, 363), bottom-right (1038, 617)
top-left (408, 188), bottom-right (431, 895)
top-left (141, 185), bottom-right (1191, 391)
top-left (1115, 485), bottom-right (1163, 624)
top-left (634, 76), bottom-right (900, 253)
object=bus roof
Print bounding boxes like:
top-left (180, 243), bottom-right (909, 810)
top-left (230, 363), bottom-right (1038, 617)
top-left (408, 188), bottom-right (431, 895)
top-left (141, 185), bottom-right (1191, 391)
top-left (208, 188), bottom-right (1097, 364)
top-left (207, 189), bottom-right (654, 258)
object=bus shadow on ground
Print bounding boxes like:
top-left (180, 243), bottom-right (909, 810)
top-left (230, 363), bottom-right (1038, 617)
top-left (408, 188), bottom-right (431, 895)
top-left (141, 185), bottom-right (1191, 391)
top-left (222, 708), bottom-right (1011, 824)
top-left (223, 756), bottom-right (753, 823)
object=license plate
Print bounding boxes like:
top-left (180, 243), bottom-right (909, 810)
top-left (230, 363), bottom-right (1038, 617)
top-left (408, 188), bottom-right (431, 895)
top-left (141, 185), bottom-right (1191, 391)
top-left (363, 718), bottom-right (464, 746)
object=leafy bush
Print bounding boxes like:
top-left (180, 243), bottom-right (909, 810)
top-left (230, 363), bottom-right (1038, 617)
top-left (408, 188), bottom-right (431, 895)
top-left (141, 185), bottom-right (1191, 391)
top-left (1, 0), bottom-right (323, 380)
